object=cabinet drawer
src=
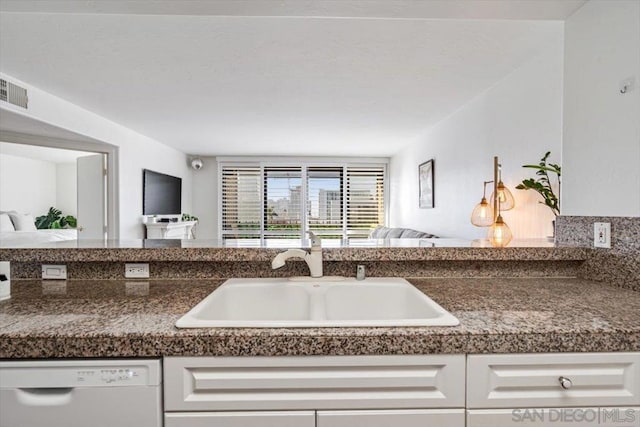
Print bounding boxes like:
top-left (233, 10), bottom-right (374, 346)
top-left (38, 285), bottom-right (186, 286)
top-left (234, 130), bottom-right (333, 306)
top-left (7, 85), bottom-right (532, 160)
top-left (165, 355), bottom-right (465, 411)
top-left (467, 352), bottom-right (640, 409)
top-left (165, 411), bottom-right (315, 427)
top-left (467, 407), bottom-right (640, 427)
top-left (317, 409), bottom-right (465, 427)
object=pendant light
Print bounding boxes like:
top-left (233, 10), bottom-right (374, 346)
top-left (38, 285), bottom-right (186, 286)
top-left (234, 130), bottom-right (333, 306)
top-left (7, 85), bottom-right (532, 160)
top-left (488, 213), bottom-right (513, 247)
top-left (490, 164), bottom-right (515, 211)
top-left (470, 156), bottom-right (515, 247)
top-left (470, 181), bottom-right (494, 227)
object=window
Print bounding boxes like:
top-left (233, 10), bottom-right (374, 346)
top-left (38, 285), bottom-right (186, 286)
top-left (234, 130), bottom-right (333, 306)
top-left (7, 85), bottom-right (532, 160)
top-left (264, 167), bottom-right (302, 239)
top-left (346, 166), bottom-right (386, 238)
top-left (220, 166), bottom-right (261, 239)
top-left (307, 167), bottom-right (343, 238)
top-left (220, 162), bottom-right (386, 241)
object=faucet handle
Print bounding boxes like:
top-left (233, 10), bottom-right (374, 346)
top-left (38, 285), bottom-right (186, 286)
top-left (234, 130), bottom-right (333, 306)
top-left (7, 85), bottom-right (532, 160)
top-left (307, 231), bottom-right (321, 248)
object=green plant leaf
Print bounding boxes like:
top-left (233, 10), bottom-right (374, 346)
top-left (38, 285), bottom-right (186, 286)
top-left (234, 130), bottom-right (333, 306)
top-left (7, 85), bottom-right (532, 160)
top-left (35, 207), bottom-right (76, 229)
top-left (523, 165), bottom-right (562, 174)
top-left (516, 152), bottom-right (561, 216)
top-left (64, 216), bottom-right (77, 228)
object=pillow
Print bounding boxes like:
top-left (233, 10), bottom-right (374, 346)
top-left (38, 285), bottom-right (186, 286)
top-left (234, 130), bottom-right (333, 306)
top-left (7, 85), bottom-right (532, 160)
top-left (0, 213), bottom-right (15, 232)
top-left (7, 212), bottom-right (37, 231)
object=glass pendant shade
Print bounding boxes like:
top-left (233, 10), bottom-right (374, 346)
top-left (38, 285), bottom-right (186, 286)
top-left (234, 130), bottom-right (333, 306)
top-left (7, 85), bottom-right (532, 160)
top-left (488, 215), bottom-right (513, 247)
top-left (470, 197), bottom-right (494, 227)
top-left (490, 180), bottom-right (515, 211)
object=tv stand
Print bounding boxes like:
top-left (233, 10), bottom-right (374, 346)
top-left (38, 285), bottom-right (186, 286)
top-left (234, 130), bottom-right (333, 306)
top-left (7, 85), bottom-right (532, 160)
top-left (145, 221), bottom-right (197, 239)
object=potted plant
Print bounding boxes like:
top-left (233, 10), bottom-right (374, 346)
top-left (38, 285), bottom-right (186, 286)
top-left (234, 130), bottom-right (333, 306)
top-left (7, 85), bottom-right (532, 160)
top-left (515, 152), bottom-right (561, 215)
top-left (181, 213), bottom-right (198, 222)
top-left (35, 207), bottom-right (77, 229)
top-left (515, 152), bottom-right (561, 235)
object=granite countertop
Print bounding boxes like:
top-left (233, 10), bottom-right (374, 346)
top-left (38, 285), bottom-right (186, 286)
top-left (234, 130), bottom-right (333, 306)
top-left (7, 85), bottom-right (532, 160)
top-left (1, 278), bottom-right (638, 358)
top-left (0, 239), bottom-right (589, 262)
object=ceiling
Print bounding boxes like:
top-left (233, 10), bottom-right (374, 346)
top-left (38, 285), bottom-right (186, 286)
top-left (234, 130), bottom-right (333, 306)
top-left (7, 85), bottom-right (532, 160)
top-left (0, 1), bottom-right (582, 157)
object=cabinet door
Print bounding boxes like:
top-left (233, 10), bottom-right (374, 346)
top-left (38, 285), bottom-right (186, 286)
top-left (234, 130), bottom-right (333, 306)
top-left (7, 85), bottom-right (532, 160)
top-left (467, 352), bottom-right (640, 408)
top-left (165, 355), bottom-right (465, 411)
top-left (162, 225), bottom-right (186, 239)
top-left (467, 407), bottom-right (640, 427)
top-left (317, 409), bottom-right (465, 427)
top-left (165, 411), bottom-right (315, 427)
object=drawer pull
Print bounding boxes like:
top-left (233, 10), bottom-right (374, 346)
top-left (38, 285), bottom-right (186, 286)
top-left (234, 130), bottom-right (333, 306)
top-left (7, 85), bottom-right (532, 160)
top-left (558, 376), bottom-right (573, 390)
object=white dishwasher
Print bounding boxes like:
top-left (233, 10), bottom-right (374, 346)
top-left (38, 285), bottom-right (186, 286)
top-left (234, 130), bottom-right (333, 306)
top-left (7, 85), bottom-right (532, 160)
top-left (0, 359), bottom-right (162, 427)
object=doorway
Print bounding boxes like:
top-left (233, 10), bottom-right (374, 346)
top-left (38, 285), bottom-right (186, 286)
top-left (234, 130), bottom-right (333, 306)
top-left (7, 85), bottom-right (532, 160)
top-left (0, 113), bottom-right (119, 241)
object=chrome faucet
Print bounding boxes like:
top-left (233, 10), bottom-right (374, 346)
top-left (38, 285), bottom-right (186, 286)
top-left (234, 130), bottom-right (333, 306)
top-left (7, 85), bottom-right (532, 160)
top-left (271, 231), bottom-right (323, 278)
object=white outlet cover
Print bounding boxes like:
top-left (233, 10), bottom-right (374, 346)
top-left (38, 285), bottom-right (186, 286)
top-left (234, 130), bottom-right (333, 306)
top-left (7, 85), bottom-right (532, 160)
top-left (42, 264), bottom-right (67, 280)
top-left (0, 261), bottom-right (10, 301)
top-left (125, 263), bottom-right (150, 278)
top-left (594, 222), bottom-right (611, 249)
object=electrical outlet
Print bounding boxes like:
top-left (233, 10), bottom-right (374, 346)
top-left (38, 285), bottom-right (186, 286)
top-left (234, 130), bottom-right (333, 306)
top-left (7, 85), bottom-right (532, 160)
top-left (0, 261), bottom-right (10, 301)
top-left (594, 222), bottom-right (611, 248)
top-left (41, 264), bottom-right (67, 280)
top-left (125, 263), bottom-right (150, 278)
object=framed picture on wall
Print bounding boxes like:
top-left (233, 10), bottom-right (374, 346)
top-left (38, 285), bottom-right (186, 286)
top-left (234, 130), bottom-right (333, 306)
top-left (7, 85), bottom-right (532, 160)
top-left (419, 159), bottom-right (434, 209)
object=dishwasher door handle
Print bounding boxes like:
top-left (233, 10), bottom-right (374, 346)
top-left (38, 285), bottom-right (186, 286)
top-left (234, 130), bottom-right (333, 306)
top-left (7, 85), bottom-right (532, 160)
top-left (16, 387), bottom-right (74, 406)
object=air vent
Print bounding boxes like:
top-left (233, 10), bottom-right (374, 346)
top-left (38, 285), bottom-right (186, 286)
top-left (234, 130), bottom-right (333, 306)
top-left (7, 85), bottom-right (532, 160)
top-left (0, 79), bottom-right (28, 109)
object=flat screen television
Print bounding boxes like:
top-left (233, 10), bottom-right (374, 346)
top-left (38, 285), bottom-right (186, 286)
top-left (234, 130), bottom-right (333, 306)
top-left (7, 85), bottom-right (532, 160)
top-left (143, 169), bottom-right (182, 215)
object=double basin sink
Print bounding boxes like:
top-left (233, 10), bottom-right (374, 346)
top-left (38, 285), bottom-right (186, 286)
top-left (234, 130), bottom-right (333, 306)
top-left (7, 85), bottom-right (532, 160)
top-left (176, 277), bottom-right (459, 328)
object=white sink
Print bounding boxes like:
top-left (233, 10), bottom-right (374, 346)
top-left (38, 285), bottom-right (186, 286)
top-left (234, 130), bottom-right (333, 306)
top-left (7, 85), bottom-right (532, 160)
top-left (176, 278), bottom-right (459, 328)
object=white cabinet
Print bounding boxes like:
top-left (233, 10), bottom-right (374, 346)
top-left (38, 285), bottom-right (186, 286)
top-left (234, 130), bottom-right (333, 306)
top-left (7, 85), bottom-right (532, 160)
top-left (163, 352), bottom-right (640, 427)
top-left (145, 221), bottom-right (196, 239)
top-left (164, 355), bottom-right (465, 412)
top-left (317, 409), bottom-right (465, 427)
top-left (165, 411), bottom-right (315, 427)
top-left (164, 355), bottom-right (465, 426)
top-left (467, 352), bottom-right (640, 427)
top-left (467, 352), bottom-right (640, 409)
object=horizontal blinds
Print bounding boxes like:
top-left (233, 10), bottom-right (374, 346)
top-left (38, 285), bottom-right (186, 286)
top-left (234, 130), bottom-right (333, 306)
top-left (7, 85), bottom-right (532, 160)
top-left (346, 166), bottom-right (385, 237)
top-left (221, 166), bottom-right (261, 235)
top-left (264, 167), bottom-right (303, 238)
top-left (220, 163), bottom-right (385, 240)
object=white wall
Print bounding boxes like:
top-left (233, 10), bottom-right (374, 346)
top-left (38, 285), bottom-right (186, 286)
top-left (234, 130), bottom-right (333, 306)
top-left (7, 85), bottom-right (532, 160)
top-left (0, 153), bottom-right (56, 216)
top-left (389, 36), bottom-right (563, 239)
top-left (191, 157), bottom-right (218, 239)
top-left (562, 0), bottom-right (640, 217)
top-left (55, 162), bottom-right (77, 217)
top-left (0, 154), bottom-right (78, 219)
top-left (0, 72), bottom-right (193, 239)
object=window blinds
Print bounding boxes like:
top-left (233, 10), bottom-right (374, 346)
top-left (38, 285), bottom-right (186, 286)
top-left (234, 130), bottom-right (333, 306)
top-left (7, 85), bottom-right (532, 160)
top-left (220, 165), bottom-right (261, 238)
top-left (346, 166), bottom-right (385, 238)
top-left (220, 164), bottom-right (385, 240)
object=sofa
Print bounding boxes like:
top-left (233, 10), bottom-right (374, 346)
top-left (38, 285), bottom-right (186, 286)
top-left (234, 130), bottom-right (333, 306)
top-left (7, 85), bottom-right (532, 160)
top-left (369, 226), bottom-right (438, 239)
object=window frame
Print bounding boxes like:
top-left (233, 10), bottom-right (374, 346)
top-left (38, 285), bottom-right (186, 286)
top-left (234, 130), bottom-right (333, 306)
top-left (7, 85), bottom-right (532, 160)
top-left (217, 158), bottom-right (388, 242)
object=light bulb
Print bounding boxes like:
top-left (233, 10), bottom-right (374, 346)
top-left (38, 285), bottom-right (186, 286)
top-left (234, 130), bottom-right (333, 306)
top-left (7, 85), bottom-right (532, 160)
top-left (490, 181), bottom-right (515, 211)
top-left (470, 197), bottom-right (494, 227)
top-left (488, 215), bottom-right (513, 247)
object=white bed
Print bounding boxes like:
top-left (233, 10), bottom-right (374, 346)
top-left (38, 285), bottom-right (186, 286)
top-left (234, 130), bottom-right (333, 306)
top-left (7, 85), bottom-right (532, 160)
top-left (0, 229), bottom-right (77, 247)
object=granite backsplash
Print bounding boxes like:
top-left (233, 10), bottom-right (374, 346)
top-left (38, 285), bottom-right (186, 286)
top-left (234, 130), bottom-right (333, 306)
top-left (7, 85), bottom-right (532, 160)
top-left (556, 216), bottom-right (640, 291)
top-left (8, 259), bottom-right (583, 280)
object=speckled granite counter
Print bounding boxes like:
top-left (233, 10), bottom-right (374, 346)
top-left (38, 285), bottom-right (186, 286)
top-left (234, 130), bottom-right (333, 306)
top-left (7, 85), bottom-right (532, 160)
top-left (1, 278), bottom-right (638, 358)
top-left (1, 240), bottom-right (591, 280)
top-left (0, 239), bottom-right (589, 262)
